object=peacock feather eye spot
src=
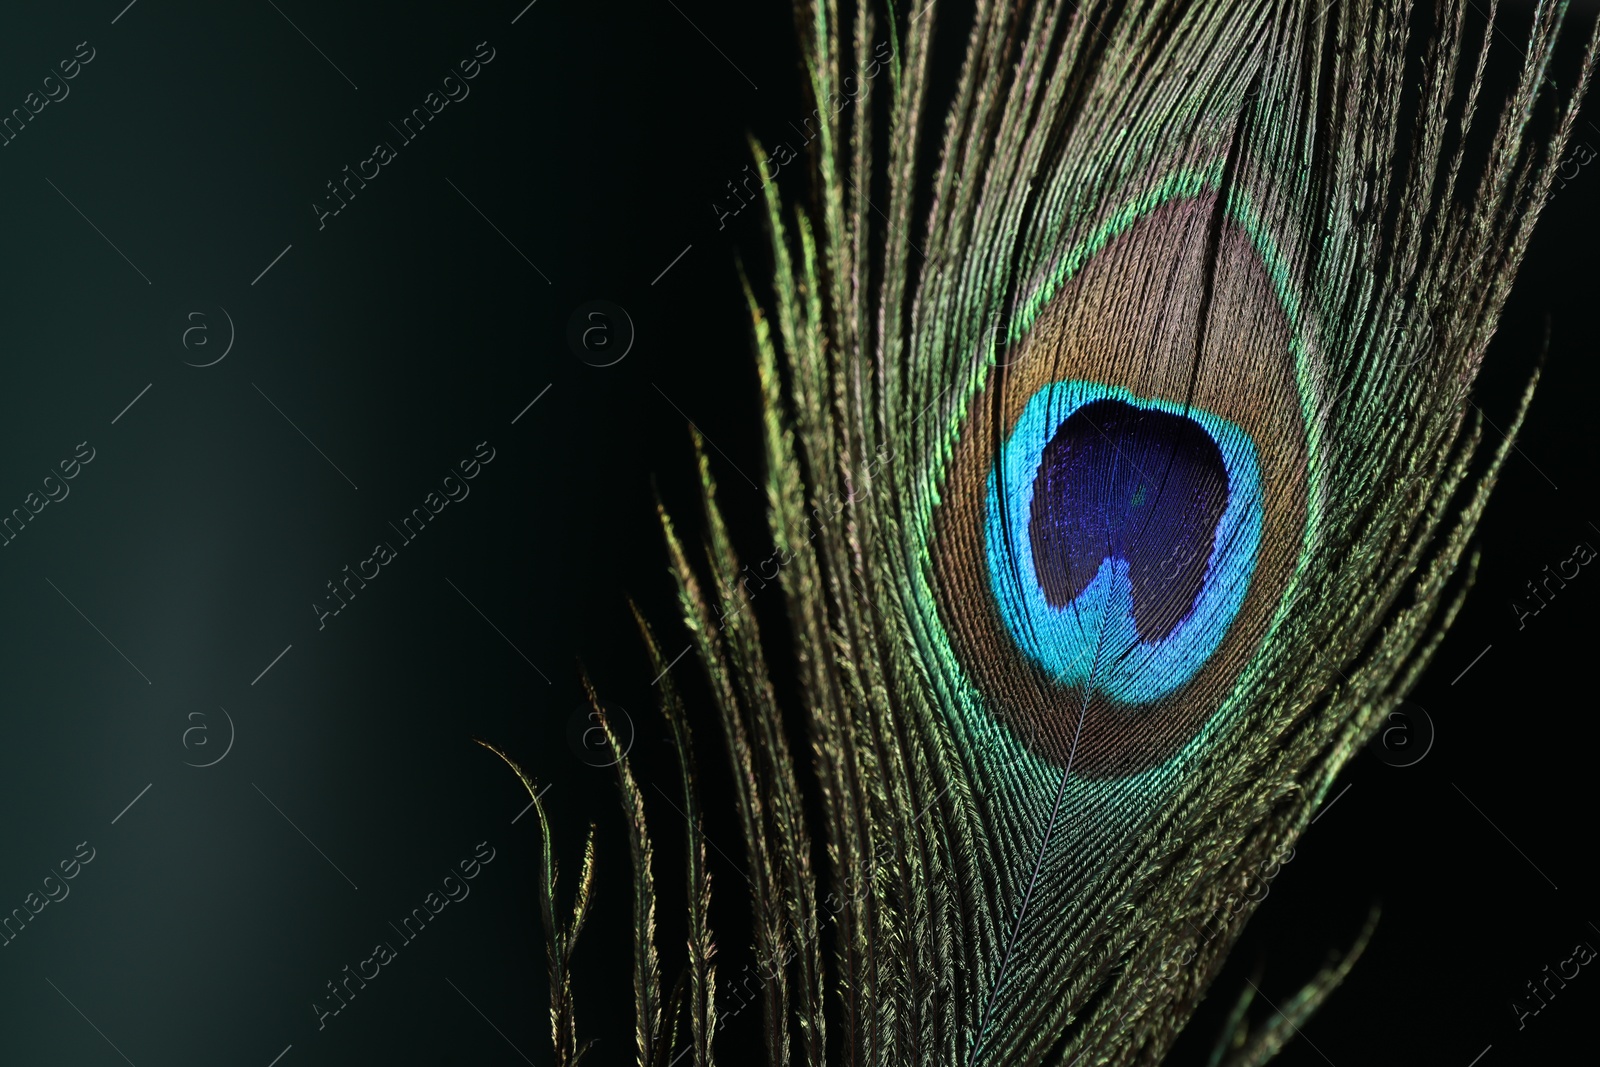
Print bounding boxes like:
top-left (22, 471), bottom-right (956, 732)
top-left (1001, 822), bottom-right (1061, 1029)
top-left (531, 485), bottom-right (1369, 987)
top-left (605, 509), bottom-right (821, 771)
top-left (986, 383), bottom-right (1264, 707)
top-left (929, 192), bottom-right (1312, 778)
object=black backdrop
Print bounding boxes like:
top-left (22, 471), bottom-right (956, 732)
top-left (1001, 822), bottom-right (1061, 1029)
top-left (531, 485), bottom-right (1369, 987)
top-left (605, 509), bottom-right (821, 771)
top-left (0, 2), bottom-right (1592, 1065)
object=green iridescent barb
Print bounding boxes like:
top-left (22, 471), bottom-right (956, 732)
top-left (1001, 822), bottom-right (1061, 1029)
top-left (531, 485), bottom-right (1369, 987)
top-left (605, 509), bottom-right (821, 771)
top-left (508, 2), bottom-right (1596, 1064)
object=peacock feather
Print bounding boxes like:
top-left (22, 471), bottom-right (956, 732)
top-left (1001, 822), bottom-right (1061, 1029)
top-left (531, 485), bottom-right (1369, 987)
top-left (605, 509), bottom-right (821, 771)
top-left (497, 1), bottom-right (1597, 1064)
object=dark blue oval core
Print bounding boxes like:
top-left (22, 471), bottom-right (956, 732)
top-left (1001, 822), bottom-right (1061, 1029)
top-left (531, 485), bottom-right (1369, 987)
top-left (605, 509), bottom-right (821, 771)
top-left (1029, 399), bottom-right (1229, 644)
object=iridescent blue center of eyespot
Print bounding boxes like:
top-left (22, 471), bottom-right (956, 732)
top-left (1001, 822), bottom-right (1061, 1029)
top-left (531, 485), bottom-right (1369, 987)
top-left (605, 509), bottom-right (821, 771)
top-left (984, 381), bottom-right (1263, 704)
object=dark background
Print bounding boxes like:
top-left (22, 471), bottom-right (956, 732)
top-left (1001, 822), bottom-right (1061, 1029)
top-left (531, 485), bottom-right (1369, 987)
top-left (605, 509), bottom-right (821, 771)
top-left (0, 2), bottom-right (1591, 1065)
